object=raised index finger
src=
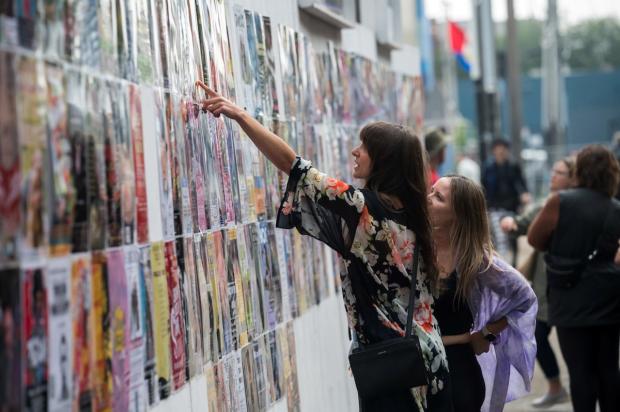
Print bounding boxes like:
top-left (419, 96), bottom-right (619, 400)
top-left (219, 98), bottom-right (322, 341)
top-left (195, 80), bottom-right (218, 97)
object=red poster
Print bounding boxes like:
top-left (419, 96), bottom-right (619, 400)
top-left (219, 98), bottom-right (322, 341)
top-left (130, 84), bottom-right (149, 244)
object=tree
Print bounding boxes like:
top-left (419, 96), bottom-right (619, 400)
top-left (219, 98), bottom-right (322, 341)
top-left (496, 18), bottom-right (543, 75)
top-left (563, 18), bottom-right (620, 72)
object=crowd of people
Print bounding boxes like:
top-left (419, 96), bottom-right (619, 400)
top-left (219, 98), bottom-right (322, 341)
top-left (197, 81), bottom-right (618, 412)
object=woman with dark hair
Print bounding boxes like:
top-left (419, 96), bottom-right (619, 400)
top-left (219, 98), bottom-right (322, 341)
top-left (428, 175), bottom-right (537, 412)
top-left (529, 145), bottom-right (620, 412)
top-left (197, 82), bottom-right (451, 411)
top-left (500, 157), bottom-right (576, 408)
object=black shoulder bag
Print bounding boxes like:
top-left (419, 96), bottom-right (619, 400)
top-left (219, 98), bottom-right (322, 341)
top-left (545, 203), bottom-right (615, 289)
top-left (348, 246), bottom-right (428, 400)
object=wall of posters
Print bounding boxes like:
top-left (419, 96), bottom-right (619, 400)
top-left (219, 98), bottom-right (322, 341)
top-left (1, 1), bottom-right (423, 410)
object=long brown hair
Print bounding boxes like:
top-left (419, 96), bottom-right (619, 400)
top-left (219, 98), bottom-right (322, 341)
top-left (445, 175), bottom-right (494, 300)
top-left (360, 121), bottom-right (438, 285)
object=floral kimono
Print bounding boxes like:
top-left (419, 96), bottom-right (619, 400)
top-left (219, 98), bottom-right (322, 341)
top-left (276, 157), bottom-right (450, 410)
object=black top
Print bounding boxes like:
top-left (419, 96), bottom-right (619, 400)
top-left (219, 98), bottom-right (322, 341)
top-left (547, 188), bottom-right (620, 327)
top-left (482, 160), bottom-right (527, 212)
top-left (434, 272), bottom-right (473, 336)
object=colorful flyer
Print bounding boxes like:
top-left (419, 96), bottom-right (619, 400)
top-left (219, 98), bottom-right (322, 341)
top-left (241, 344), bottom-right (259, 412)
top-left (0, 51), bottom-right (20, 266)
top-left (139, 245), bottom-right (159, 406)
top-left (84, 76), bottom-right (108, 251)
top-left (125, 246), bottom-right (147, 412)
top-left (150, 242), bottom-right (171, 399)
top-left (164, 241), bottom-right (187, 390)
top-left (46, 63), bottom-right (74, 256)
top-left (204, 232), bottom-right (223, 361)
top-left (0, 268), bottom-right (22, 411)
top-left (205, 363), bottom-right (218, 412)
top-left (66, 70), bottom-right (90, 253)
top-left (107, 249), bottom-right (129, 412)
top-left (102, 81), bottom-right (123, 247)
top-left (194, 234), bottom-right (211, 364)
top-left (90, 251), bottom-right (112, 412)
top-left (130, 84), bottom-right (149, 244)
top-left (286, 322), bottom-right (300, 410)
top-left (71, 254), bottom-right (93, 411)
top-left (182, 236), bottom-right (203, 378)
top-left (212, 230), bottom-right (231, 355)
top-left (47, 258), bottom-right (72, 412)
top-left (15, 56), bottom-right (47, 260)
top-left (23, 265), bottom-right (48, 412)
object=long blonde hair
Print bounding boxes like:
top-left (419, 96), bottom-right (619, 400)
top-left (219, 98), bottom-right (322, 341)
top-left (446, 175), bottom-right (494, 300)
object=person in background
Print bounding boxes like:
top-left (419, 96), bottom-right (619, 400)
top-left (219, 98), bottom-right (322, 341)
top-left (500, 156), bottom-right (576, 408)
top-left (425, 129), bottom-right (447, 186)
top-left (482, 138), bottom-right (531, 265)
top-left (611, 131), bottom-right (620, 201)
top-left (456, 141), bottom-right (481, 184)
top-left (196, 81), bottom-right (452, 411)
top-left (429, 174), bottom-right (537, 412)
top-left (528, 145), bottom-right (620, 412)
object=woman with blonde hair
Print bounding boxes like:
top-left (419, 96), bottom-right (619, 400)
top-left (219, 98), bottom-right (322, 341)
top-left (428, 175), bottom-right (537, 411)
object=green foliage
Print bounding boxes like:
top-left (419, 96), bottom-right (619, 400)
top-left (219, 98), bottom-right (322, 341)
top-left (563, 18), bottom-right (620, 71)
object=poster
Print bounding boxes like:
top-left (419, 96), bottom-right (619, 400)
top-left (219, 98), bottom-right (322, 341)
top-left (164, 241), bottom-right (187, 390)
top-left (205, 363), bottom-right (218, 412)
top-left (182, 236), bottom-right (203, 378)
top-left (16, 56), bottom-right (47, 260)
top-left (71, 254), bottom-right (93, 411)
top-left (286, 322), bottom-right (300, 410)
top-left (130, 84), bottom-right (149, 244)
top-left (66, 70), bottom-right (89, 253)
top-left (194, 234), bottom-right (211, 364)
top-left (153, 90), bottom-right (174, 238)
top-left (110, 84), bottom-right (136, 246)
top-left (125, 246), bottom-right (147, 412)
top-left (0, 268), bottom-right (22, 412)
top-left (97, 0), bottom-right (117, 74)
top-left (107, 249), bottom-right (129, 412)
top-left (241, 344), bottom-right (259, 412)
top-left (103, 81), bottom-right (123, 247)
top-left (84, 76), bottom-right (108, 251)
top-left (46, 63), bottom-right (74, 256)
top-left (23, 266), bottom-right (48, 412)
top-left (225, 228), bottom-right (247, 350)
top-left (204, 232), bottom-right (223, 361)
top-left (90, 251), bottom-right (112, 411)
top-left (42, 0), bottom-right (65, 59)
top-left (0, 51), bottom-right (20, 265)
top-left (150, 242), bottom-right (171, 399)
top-left (47, 258), bottom-right (72, 412)
top-left (139, 245), bottom-right (159, 406)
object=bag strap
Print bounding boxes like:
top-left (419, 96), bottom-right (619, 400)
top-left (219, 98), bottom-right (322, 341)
top-left (588, 200), bottom-right (616, 261)
top-left (405, 246), bottom-right (421, 337)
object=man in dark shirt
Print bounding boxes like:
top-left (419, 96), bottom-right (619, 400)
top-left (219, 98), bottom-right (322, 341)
top-left (482, 138), bottom-right (531, 264)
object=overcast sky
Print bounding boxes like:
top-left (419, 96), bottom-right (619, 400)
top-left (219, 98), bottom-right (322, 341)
top-left (425, 0), bottom-right (620, 25)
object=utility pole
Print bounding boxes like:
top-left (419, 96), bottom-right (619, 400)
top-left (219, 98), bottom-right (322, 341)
top-left (542, 0), bottom-right (564, 160)
top-left (506, 0), bottom-right (523, 164)
top-left (472, 0), bottom-right (499, 165)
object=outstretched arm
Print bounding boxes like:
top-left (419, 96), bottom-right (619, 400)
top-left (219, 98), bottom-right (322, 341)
top-left (196, 80), bottom-right (297, 174)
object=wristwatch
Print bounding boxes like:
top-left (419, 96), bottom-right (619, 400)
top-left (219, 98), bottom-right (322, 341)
top-left (481, 325), bottom-right (497, 342)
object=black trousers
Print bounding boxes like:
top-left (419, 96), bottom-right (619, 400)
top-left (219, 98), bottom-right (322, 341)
top-left (445, 344), bottom-right (485, 412)
top-left (556, 324), bottom-right (620, 412)
top-left (535, 320), bottom-right (560, 379)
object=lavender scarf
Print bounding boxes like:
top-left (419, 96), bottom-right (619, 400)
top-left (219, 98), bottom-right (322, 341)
top-left (466, 256), bottom-right (538, 412)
